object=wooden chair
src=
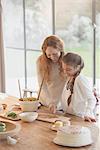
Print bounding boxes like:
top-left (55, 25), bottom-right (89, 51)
top-left (23, 89), bottom-right (38, 98)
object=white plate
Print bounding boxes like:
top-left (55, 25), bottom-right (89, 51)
top-left (53, 138), bottom-right (93, 147)
top-left (0, 120), bottom-right (21, 140)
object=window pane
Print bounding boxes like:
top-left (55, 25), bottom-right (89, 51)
top-left (55, 0), bottom-right (93, 82)
top-left (5, 48), bottom-right (25, 97)
top-left (96, 0), bottom-right (100, 93)
top-left (3, 0), bottom-right (24, 48)
top-left (26, 51), bottom-right (41, 91)
top-left (25, 0), bottom-right (53, 50)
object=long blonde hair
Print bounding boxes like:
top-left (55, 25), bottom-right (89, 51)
top-left (38, 35), bottom-right (64, 82)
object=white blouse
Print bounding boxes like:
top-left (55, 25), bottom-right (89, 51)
top-left (61, 74), bottom-right (96, 118)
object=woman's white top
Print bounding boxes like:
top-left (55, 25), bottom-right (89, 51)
top-left (61, 74), bottom-right (96, 118)
top-left (36, 58), bottom-right (66, 109)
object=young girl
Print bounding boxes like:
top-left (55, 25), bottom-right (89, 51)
top-left (36, 35), bottom-right (66, 113)
top-left (61, 52), bottom-right (96, 122)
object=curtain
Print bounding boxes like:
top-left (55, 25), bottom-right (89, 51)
top-left (0, 0), bottom-right (5, 92)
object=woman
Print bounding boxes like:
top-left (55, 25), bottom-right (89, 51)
top-left (36, 35), bottom-right (66, 113)
top-left (61, 52), bottom-right (96, 122)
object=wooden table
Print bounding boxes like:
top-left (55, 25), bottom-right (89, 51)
top-left (0, 95), bottom-right (100, 150)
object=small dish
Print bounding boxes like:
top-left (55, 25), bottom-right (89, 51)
top-left (19, 112), bottom-right (38, 122)
top-left (4, 111), bottom-right (20, 121)
top-left (7, 136), bottom-right (18, 145)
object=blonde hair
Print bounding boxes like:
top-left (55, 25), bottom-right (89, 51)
top-left (38, 35), bottom-right (64, 82)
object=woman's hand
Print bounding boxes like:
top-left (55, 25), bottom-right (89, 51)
top-left (84, 116), bottom-right (96, 122)
top-left (49, 103), bottom-right (56, 114)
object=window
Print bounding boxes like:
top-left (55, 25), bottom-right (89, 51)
top-left (55, 0), bottom-right (100, 92)
top-left (3, 0), bottom-right (100, 96)
top-left (3, 0), bottom-right (53, 97)
top-left (96, 0), bottom-right (100, 93)
top-left (55, 0), bottom-right (93, 81)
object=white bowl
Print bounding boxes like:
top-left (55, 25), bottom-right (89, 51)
top-left (19, 112), bottom-right (38, 122)
top-left (19, 101), bottom-right (39, 112)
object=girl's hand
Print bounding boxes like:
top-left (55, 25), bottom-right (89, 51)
top-left (49, 103), bottom-right (56, 114)
top-left (84, 116), bottom-right (96, 122)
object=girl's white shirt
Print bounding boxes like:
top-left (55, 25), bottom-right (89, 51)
top-left (61, 74), bottom-right (96, 118)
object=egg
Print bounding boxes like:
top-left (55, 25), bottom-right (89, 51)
top-left (53, 121), bottom-right (64, 127)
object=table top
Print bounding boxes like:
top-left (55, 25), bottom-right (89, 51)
top-left (0, 95), bottom-right (100, 150)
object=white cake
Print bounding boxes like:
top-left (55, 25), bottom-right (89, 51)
top-left (53, 125), bottom-right (93, 147)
